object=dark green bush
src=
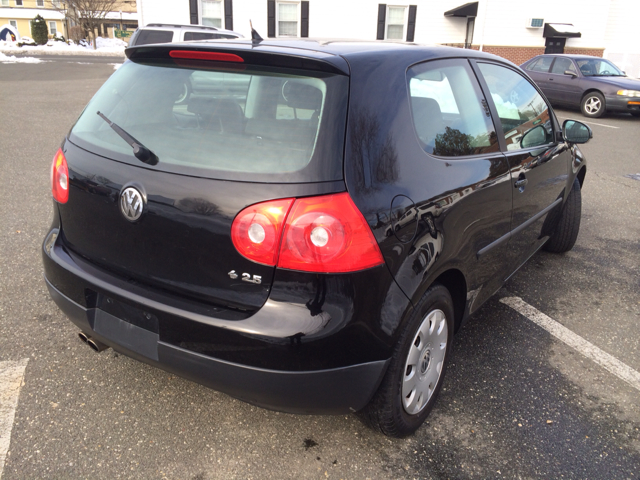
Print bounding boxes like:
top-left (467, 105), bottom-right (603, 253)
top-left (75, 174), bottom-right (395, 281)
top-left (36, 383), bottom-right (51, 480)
top-left (31, 15), bottom-right (48, 45)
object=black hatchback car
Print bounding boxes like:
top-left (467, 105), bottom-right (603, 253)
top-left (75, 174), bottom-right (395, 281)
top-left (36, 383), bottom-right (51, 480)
top-left (521, 54), bottom-right (640, 118)
top-left (43, 39), bottom-right (591, 437)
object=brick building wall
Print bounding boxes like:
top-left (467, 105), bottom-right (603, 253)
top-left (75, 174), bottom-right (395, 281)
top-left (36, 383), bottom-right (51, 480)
top-left (441, 44), bottom-right (604, 66)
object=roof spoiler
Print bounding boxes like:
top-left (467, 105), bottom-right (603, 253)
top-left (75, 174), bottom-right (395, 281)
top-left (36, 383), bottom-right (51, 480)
top-left (125, 43), bottom-right (350, 76)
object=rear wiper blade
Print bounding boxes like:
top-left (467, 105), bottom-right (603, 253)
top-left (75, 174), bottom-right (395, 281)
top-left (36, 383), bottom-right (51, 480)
top-left (97, 111), bottom-right (158, 165)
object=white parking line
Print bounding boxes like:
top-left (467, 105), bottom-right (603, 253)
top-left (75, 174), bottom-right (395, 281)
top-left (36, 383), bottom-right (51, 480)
top-left (555, 115), bottom-right (619, 129)
top-left (500, 297), bottom-right (640, 392)
top-left (0, 359), bottom-right (29, 478)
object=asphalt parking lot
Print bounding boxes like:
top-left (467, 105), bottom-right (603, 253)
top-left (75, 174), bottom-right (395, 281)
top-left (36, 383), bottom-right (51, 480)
top-left (0, 56), bottom-right (639, 479)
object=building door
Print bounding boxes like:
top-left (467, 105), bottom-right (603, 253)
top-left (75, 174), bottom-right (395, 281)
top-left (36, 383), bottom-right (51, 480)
top-left (545, 37), bottom-right (566, 54)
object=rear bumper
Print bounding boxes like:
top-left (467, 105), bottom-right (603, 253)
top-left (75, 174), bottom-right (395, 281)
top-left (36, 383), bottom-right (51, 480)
top-left (43, 229), bottom-right (396, 414)
top-left (46, 278), bottom-right (388, 414)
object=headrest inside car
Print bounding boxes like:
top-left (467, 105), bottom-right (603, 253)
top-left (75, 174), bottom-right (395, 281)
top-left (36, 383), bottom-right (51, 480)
top-left (283, 82), bottom-right (323, 110)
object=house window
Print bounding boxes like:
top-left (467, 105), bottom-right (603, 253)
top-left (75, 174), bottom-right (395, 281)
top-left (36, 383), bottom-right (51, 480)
top-left (9, 20), bottom-right (18, 28)
top-left (201, 0), bottom-right (223, 28)
top-left (278, 2), bottom-right (299, 37)
top-left (36, 0), bottom-right (44, 7)
top-left (49, 21), bottom-right (57, 35)
top-left (15, 0), bottom-right (23, 6)
top-left (386, 6), bottom-right (406, 40)
top-left (1, 0), bottom-right (10, 6)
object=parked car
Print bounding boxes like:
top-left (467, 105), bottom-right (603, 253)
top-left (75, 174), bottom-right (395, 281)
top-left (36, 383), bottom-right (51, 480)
top-left (43, 39), bottom-right (591, 437)
top-left (128, 23), bottom-right (243, 46)
top-left (521, 54), bottom-right (640, 118)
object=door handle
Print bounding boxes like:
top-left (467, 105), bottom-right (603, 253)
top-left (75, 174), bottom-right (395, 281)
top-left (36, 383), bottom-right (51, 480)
top-left (515, 178), bottom-right (528, 188)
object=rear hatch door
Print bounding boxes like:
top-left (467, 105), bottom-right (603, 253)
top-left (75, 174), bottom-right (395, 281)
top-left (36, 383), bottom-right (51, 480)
top-left (60, 45), bottom-right (349, 312)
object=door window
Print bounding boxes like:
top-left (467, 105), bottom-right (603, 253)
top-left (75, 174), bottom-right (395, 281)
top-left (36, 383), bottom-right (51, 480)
top-left (527, 56), bottom-right (553, 73)
top-left (478, 63), bottom-right (553, 151)
top-left (550, 57), bottom-right (577, 75)
top-left (407, 59), bottom-right (498, 156)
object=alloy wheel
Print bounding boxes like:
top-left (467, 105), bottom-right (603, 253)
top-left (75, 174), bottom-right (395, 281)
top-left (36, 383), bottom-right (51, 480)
top-left (584, 96), bottom-right (601, 115)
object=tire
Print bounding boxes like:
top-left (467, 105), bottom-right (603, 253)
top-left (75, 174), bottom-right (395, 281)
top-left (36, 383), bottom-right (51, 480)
top-left (363, 284), bottom-right (454, 438)
top-left (544, 178), bottom-right (582, 253)
top-left (581, 92), bottom-right (605, 118)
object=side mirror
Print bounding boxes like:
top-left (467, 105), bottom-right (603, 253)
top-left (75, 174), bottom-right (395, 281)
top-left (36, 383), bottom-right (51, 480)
top-left (562, 120), bottom-right (592, 144)
top-left (564, 70), bottom-right (578, 78)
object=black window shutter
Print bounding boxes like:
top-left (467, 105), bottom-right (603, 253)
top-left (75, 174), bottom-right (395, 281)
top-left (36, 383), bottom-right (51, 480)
top-left (406, 5), bottom-right (417, 42)
top-left (189, 0), bottom-right (198, 25)
top-left (376, 4), bottom-right (386, 40)
top-left (267, 0), bottom-right (276, 37)
top-left (224, 0), bottom-right (233, 30)
top-left (301, 1), bottom-right (309, 38)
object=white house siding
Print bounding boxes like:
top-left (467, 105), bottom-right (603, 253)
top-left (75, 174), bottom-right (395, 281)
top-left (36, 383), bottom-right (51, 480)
top-left (139, 0), bottom-right (190, 27)
top-left (136, 0), bottom-right (618, 64)
top-left (604, 0), bottom-right (640, 77)
top-left (233, 0), bottom-right (267, 38)
top-left (476, 0), bottom-right (610, 49)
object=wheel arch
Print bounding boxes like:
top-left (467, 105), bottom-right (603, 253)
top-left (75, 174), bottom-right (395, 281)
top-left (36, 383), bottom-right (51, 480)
top-left (411, 268), bottom-right (467, 334)
top-left (576, 165), bottom-right (587, 188)
top-left (581, 88), bottom-right (604, 101)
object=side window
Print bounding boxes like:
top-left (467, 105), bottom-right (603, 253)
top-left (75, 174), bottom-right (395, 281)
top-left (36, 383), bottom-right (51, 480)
top-left (478, 63), bottom-right (553, 151)
top-left (184, 32), bottom-right (223, 41)
top-left (135, 29), bottom-right (174, 45)
top-left (550, 58), bottom-right (577, 75)
top-left (528, 56), bottom-right (553, 73)
top-left (408, 59), bottom-right (499, 157)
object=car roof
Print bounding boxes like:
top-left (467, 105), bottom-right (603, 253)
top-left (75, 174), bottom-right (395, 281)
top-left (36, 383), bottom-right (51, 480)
top-left (128, 38), bottom-right (514, 67)
top-left (142, 23), bottom-right (239, 34)
top-left (531, 54), bottom-right (606, 60)
top-left (145, 23), bottom-right (220, 30)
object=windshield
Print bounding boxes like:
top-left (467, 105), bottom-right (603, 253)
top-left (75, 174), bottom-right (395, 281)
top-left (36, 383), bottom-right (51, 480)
top-left (70, 59), bottom-right (348, 182)
top-left (576, 58), bottom-right (625, 77)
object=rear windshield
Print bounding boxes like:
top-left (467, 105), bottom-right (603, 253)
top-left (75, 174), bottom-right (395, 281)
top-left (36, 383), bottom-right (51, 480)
top-left (70, 58), bottom-right (348, 182)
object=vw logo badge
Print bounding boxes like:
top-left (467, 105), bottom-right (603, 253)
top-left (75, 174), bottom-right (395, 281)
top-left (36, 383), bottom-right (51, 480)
top-left (120, 187), bottom-right (144, 222)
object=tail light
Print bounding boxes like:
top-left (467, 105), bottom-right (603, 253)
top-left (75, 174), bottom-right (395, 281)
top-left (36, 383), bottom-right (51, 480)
top-left (231, 193), bottom-right (384, 273)
top-left (51, 148), bottom-right (69, 204)
top-left (231, 198), bottom-right (294, 266)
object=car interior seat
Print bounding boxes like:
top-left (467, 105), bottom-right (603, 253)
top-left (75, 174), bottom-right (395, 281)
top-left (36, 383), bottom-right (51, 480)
top-left (411, 96), bottom-right (446, 151)
top-left (187, 98), bottom-right (245, 134)
top-left (579, 63), bottom-right (595, 76)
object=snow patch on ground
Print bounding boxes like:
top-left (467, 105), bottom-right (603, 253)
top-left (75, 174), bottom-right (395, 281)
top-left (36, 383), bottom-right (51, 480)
top-left (0, 52), bottom-right (43, 63)
top-left (96, 37), bottom-right (127, 49)
top-left (0, 36), bottom-right (126, 56)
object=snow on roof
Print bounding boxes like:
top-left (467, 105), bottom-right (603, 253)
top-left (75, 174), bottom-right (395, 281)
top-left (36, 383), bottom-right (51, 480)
top-left (103, 11), bottom-right (138, 21)
top-left (0, 8), bottom-right (137, 22)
